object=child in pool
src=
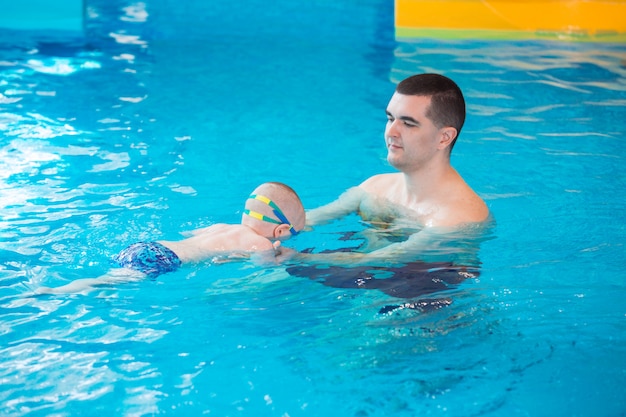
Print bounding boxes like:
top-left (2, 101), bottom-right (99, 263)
top-left (36, 182), bottom-right (305, 294)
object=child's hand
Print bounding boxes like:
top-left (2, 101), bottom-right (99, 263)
top-left (274, 245), bottom-right (298, 263)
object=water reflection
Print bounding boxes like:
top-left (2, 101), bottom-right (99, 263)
top-left (0, 0), bottom-right (624, 415)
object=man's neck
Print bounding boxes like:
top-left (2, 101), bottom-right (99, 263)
top-left (402, 159), bottom-right (455, 203)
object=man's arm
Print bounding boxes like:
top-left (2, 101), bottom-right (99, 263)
top-left (305, 186), bottom-right (366, 227)
top-left (293, 222), bottom-right (488, 268)
top-left (294, 228), bottom-right (440, 267)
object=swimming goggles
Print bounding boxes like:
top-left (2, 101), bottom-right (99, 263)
top-left (244, 194), bottom-right (299, 236)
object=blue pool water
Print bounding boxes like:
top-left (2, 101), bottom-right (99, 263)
top-left (1, 0), bottom-right (625, 416)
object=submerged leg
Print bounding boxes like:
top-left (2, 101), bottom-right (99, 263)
top-left (35, 268), bottom-right (146, 295)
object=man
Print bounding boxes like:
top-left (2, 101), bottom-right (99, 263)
top-left (301, 73), bottom-right (490, 266)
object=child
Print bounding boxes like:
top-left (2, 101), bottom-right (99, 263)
top-left (36, 182), bottom-right (305, 294)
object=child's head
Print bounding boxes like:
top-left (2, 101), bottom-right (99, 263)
top-left (242, 182), bottom-right (306, 240)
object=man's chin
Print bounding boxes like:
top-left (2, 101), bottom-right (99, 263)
top-left (387, 155), bottom-right (402, 168)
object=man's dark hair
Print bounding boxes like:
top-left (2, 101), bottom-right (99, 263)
top-left (396, 73), bottom-right (466, 151)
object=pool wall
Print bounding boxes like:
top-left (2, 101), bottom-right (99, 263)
top-left (395, 0), bottom-right (626, 41)
top-left (5, 0), bottom-right (625, 42)
top-left (0, 0), bottom-right (84, 32)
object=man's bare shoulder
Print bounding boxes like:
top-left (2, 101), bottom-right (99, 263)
top-left (359, 173), bottom-right (401, 192)
top-left (435, 188), bottom-right (489, 227)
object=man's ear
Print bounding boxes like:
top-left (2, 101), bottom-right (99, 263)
top-left (438, 127), bottom-right (458, 149)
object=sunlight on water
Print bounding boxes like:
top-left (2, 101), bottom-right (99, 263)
top-left (0, 0), bottom-right (625, 416)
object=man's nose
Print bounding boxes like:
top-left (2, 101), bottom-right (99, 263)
top-left (386, 120), bottom-right (400, 137)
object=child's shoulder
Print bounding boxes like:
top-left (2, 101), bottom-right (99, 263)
top-left (190, 223), bottom-right (231, 235)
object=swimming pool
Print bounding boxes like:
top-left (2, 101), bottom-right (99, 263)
top-left (1, 0), bottom-right (625, 416)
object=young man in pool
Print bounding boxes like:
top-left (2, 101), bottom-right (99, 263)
top-left (37, 182), bottom-right (306, 294)
top-left (296, 73), bottom-right (490, 265)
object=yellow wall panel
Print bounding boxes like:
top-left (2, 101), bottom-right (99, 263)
top-left (396, 0), bottom-right (626, 41)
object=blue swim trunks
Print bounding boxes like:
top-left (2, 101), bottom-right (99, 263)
top-left (112, 241), bottom-right (182, 278)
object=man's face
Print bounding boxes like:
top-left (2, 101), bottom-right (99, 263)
top-left (384, 93), bottom-right (443, 172)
